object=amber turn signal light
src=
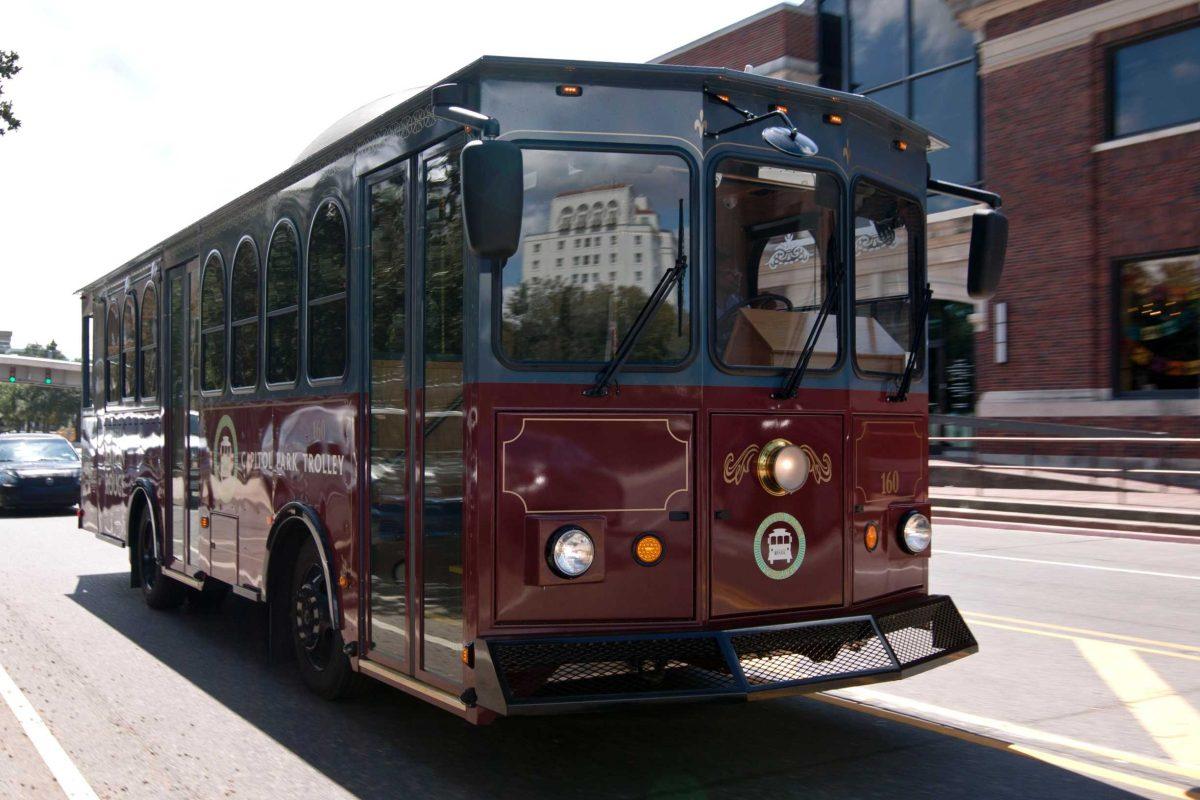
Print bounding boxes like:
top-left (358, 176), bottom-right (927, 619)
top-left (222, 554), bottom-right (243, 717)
top-left (893, 139), bottom-right (909, 152)
top-left (864, 522), bottom-right (880, 552)
top-left (556, 84), bottom-right (583, 97)
top-left (823, 113), bottom-right (844, 125)
top-left (633, 534), bottom-right (665, 566)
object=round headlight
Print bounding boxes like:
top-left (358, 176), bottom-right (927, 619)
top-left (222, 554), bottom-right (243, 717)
top-left (757, 439), bottom-right (809, 496)
top-left (900, 511), bottom-right (932, 554)
top-left (547, 526), bottom-right (595, 578)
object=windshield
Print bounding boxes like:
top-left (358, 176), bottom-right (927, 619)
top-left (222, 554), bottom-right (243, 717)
top-left (500, 148), bottom-right (691, 365)
top-left (713, 160), bottom-right (840, 370)
top-left (853, 181), bottom-right (923, 375)
top-left (0, 438), bottom-right (79, 464)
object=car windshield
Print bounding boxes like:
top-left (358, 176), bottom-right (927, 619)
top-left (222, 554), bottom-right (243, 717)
top-left (0, 438), bottom-right (79, 463)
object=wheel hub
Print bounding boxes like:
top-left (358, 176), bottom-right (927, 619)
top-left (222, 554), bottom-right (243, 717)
top-left (294, 569), bottom-right (330, 655)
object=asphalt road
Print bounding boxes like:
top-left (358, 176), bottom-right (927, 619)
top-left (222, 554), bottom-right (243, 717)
top-left (0, 512), bottom-right (1196, 800)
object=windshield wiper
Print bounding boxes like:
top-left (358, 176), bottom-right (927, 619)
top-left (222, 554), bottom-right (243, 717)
top-left (585, 200), bottom-right (687, 397)
top-left (773, 259), bottom-right (844, 400)
top-left (888, 284), bottom-right (933, 403)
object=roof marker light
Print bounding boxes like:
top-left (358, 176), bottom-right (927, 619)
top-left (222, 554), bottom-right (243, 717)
top-left (893, 139), bottom-right (909, 152)
top-left (769, 103), bottom-right (789, 114)
top-left (824, 113), bottom-right (844, 125)
top-left (556, 85), bottom-right (583, 97)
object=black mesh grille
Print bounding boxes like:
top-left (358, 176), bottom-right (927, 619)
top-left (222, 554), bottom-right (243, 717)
top-left (730, 619), bottom-right (890, 686)
top-left (492, 637), bottom-right (737, 701)
top-left (877, 598), bottom-right (976, 668)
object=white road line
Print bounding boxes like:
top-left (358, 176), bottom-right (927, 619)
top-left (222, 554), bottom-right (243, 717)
top-left (937, 549), bottom-right (1200, 581)
top-left (0, 660), bottom-right (98, 800)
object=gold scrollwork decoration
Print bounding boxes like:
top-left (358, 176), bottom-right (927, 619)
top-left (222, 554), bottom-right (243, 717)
top-left (799, 444), bottom-right (833, 484)
top-left (723, 444), bottom-right (760, 485)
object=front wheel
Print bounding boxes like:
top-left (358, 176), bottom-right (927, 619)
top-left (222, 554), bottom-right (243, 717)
top-left (290, 538), bottom-right (355, 699)
top-left (137, 512), bottom-right (185, 610)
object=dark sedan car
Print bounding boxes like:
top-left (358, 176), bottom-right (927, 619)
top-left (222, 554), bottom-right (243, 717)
top-left (0, 433), bottom-right (81, 512)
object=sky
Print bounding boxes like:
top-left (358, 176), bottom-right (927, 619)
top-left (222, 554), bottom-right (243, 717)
top-left (1, 0), bottom-right (786, 359)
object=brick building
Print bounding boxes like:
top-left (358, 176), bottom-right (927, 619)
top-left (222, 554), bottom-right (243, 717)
top-left (655, 0), bottom-right (1199, 433)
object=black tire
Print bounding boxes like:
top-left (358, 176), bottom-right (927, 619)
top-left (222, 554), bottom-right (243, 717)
top-left (290, 538), bottom-right (355, 699)
top-left (137, 512), bottom-right (185, 610)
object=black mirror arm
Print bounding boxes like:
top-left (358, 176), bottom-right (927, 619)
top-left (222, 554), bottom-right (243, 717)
top-left (927, 177), bottom-right (1002, 210)
top-left (887, 284), bottom-right (934, 403)
top-left (431, 84), bottom-right (501, 138)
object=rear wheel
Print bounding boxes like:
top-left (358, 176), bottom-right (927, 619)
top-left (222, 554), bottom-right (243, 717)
top-left (137, 512), bottom-right (185, 610)
top-left (290, 538), bottom-right (355, 699)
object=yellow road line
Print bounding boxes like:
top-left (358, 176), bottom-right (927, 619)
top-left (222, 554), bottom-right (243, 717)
top-left (964, 618), bottom-right (1200, 663)
top-left (815, 692), bottom-right (1195, 798)
top-left (965, 611), bottom-right (1200, 653)
top-left (829, 687), bottom-right (1200, 782)
top-left (1011, 745), bottom-right (1194, 799)
top-left (1076, 639), bottom-right (1200, 770)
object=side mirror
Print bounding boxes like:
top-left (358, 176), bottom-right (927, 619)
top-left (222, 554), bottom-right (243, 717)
top-left (460, 139), bottom-right (523, 261)
top-left (967, 208), bottom-right (1008, 299)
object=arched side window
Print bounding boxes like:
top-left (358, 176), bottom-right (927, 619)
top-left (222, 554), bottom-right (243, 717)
top-left (574, 204), bottom-right (588, 231)
top-left (558, 207), bottom-right (573, 233)
top-left (590, 202), bottom-right (603, 230)
top-left (121, 294), bottom-right (137, 400)
top-left (92, 300), bottom-right (106, 406)
top-left (230, 238), bottom-right (260, 389)
top-left (266, 220), bottom-right (300, 386)
top-left (200, 253), bottom-right (226, 392)
top-left (105, 304), bottom-right (120, 403)
top-left (605, 199), bottom-right (618, 229)
top-left (140, 283), bottom-right (157, 400)
top-left (307, 201), bottom-right (347, 381)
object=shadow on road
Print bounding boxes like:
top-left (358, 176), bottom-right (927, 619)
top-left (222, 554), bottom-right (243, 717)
top-left (68, 571), bottom-right (1139, 799)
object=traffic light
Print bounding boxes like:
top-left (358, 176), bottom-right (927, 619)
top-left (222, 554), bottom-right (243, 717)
top-left (43, 369), bottom-right (53, 385)
top-left (6, 367), bottom-right (14, 383)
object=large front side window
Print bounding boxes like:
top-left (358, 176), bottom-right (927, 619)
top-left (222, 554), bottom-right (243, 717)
top-left (714, 160), bottom-right (840, 370)
top-left (853, 182), bottom-right (923, 375)
top-left (500, 149), bottom-right (691, 365)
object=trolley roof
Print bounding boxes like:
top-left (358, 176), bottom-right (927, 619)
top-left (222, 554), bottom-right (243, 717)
top-left (80, 55), bottom-right (944, 295)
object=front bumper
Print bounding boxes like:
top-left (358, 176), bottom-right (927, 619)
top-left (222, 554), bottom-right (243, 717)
top-left (474, 595), bottom-right (976, 715)
top-left (0, 482), bottom-right (80, 508)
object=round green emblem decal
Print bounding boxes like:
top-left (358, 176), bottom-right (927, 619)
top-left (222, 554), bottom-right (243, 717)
top-left (753, 512), bottom-right (806, 580)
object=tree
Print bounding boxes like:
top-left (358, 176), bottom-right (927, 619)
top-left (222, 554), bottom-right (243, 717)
top-left (0, 50), bottom-right (20, 136)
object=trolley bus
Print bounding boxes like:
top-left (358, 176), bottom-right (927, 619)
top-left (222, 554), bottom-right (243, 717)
top-left (78, 56), bottom-right (1006, 723)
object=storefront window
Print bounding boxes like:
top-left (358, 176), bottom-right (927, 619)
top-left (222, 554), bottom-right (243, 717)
top-left (1117, 253), bottom-right (1200, 394)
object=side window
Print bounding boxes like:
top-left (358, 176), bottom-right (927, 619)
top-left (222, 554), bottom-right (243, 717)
top-left (140, 283), bottom-right (158, 400)
top-left (93, 302), bottom-right (106, 406)
top-left (230, 239), bottom-right (260, 389)
top-left (121, 295), bottom-right (137, 399)
top-left (853, 182), bottom-right (923, 375)
top-left (81, 315), bottom-right (93, 408)
top-left (266, 221), bottom-right (300, 385)
top-left (200, 253), bottom-right (226, 392)
top-left (105, 305), bottom-right (119, 403)
top-left (307, 201), bottom-right (348, 381)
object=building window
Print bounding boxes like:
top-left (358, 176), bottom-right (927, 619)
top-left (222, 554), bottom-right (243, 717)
top-left (307, 200), bottom-right (348, 381)
top-left (557, 240), bottom-right (564, 251)
top-left (1116, 251), bottom-right (1199, 395)
top-left (532, 260), bottom-right (539, 269)
top-left (230, 238), bottom-right (260, 389)
top-left (533, 243), bottom-right (541, 253)
top-left (266, 221), bottom-right (300, 385)
top-left (635, 252), bottom-right (643, 263)
top-left (555, 258), bottom-right (563, 267)
top-left (121, 294), bottom-right (137, 400)
top-left (200, 253), bottom-right (226, 392)
top-left (140, 283), bottom-right (157, 400)
top-left (1109, 25), bottom-right (1200, 139)
top-left (820, 0), bottom-right (979, 208)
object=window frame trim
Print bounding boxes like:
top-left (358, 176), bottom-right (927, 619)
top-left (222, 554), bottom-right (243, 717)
top-left (138, 280), bottom-right (159, 404)
top-left (199, 250), bottom-right (227, 396)
top-left (1105, 21), bottom-right (1200, 142)
top-left (229, 234), bottom-right (262, 393)
top-left (264, 217), bottom-right (302, 391)
top-left (105, 301), bottom-right (121, 405)
top-left (490, 139), bottom-right (700, 374)
top-left (1111, 247), bottom-right (1200, 400)
top-left (849, 173), bottom-right (928, 382)
top-left (706, 148), bottom-right (849, 378)
top-left (304, 197), bottom-right (350, 387)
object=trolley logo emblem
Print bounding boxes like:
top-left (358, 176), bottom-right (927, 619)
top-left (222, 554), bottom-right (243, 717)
top-left (753, 512), bottom-right (806, 580)
top-left (214, 415), bottom-right (239, 481)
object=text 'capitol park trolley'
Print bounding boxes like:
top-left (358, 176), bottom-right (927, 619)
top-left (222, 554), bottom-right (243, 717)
top-left (78, 57), bottom-right (1007, 723)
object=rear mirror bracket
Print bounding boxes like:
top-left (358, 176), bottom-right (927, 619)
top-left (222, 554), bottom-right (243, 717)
top-left (431, 83), bottom-right (501, 139)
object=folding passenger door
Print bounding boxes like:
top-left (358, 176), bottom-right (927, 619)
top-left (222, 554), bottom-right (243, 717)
top-left (163, 259), bottom-right (203, 574)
